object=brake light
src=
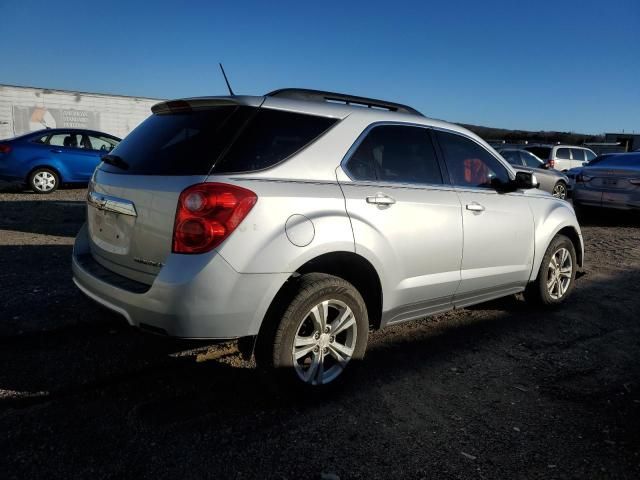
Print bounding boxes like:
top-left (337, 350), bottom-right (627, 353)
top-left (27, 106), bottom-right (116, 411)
top-left (548, 158), bottom-right (555, 168)
top-left (172, 183), bottom-right (257, 254)
top-left (0, 143), bottom-right (11, 154)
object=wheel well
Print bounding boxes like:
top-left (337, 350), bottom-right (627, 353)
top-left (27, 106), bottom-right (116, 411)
top-left (26, 165), bottom-right (62, 184)
top-left (557, 226), bottom-right (583, 267)
top-left (295, 252), bottom-right (383, 330)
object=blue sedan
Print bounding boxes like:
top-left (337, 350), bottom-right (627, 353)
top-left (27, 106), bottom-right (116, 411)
top-left (0, 129), bottom-right (120, 193)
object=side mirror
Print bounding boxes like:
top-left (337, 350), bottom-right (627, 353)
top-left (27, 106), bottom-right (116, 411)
top-left (515, 171), bottom-right (539, 190)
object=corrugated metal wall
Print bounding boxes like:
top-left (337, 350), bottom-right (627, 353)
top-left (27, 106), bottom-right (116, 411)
top-left (0, 84), bottom-right (163, 140)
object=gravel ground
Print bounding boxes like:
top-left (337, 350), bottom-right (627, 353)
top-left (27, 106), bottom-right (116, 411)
top-left (1, 187), bottom-right (639, 479)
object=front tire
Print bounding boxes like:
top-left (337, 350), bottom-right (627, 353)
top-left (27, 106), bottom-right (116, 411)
top-left (29, 168), bottom-right (59, 194)
top-left (552, 181), bottom-right (567, 199)
top-left (257, 273), bottom-right (369, 389)
top-left (525, 234), bottom-right (577, 306)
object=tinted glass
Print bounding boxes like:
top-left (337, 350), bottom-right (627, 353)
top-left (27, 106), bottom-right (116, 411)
top-left (585, 150), bottom-right (597, 162)
top-left (588, 153), bottom-right (640, 167)
top-left (437, 131), bottom-right (510, 188)
top-left (521, 151), bottom-right (544, 168)
top-left (500, 150), bottom-right (522, 166)
top-left (212, 109), bottom-right (337, 173)
top-left (525, 146), bottom-right (551, 160)
top-left (556, 148), bottom-right (571, 159)
top-left (346, 125), bottom-right (443, 184)
top-left (571, 149), bottom-right (585, 161)
top-left (102, 106), bottom-right (254, 175)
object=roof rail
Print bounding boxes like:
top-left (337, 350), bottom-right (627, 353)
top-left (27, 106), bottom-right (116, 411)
top-left (266, 88), bottom-right (423, 117)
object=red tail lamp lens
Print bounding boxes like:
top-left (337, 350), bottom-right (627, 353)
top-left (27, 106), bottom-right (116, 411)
top-left (172, 183), bottom-right (257, 254)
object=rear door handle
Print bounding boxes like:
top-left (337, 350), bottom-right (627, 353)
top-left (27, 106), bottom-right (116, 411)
top-left (466, 202), bottom-right (485, 212)
top-left (366, 194), bottom-right (396, 206)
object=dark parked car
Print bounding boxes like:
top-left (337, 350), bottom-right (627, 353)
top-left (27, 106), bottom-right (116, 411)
top-left (498, 148), bottom-right (570, 199)
top-left (0, 129), bottom-right (121, 193)
top-left (573, 152), bottom-right (640, 212)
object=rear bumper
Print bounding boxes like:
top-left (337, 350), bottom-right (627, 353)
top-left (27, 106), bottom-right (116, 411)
top-left (72, 223), bottom-right (289, 339)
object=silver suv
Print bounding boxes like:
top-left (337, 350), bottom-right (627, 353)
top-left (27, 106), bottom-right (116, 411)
top-left (72, 89), bottom-right (584, 388)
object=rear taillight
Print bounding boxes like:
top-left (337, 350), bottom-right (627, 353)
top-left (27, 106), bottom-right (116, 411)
top-left (0, 143), bottom-right (12, 154)
top-left (548, 159), bottom-right (555, 168)
top-left (172, 183), bottom-right (257, 254)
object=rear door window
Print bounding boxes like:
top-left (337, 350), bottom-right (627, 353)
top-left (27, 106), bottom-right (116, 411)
top-left (556, 148), bottom-right (571, 160)
top-left (49, 133), bottom-right (82, 149)
top-left (345, 125), bottom-right (443, 185)
top-left (571, 149), bottom-right (585, 161)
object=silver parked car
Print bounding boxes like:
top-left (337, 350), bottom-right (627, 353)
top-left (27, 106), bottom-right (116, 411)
top-left (498, 148), bottom-right (570, 199)
top-left (524, 144), bottom-right (597, 172)
top-left (72, 89), bottom-right (584, 388)
top-left (573, 152), bottom-right (640, 212)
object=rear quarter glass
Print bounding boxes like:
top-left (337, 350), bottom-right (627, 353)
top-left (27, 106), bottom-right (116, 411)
top-left (99, 106), bottom-right (337, 176)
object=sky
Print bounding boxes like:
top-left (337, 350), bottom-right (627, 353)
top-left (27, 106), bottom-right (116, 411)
top-left (1, 0), bottom-right (638, 134)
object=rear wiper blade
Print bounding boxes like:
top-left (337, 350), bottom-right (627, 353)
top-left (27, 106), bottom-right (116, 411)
top-left (101, 154), bottom-right (129, 171)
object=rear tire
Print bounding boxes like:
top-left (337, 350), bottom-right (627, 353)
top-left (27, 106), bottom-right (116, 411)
top-left (525, 234), bottom-right (577, 306)
top-left (256, 273), bottom-right (369, 389)
top-left (28, 168), bottom-right (59, 194)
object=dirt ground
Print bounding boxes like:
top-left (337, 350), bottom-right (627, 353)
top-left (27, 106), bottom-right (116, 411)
top-left (1, 187), bottom-right (639, 479)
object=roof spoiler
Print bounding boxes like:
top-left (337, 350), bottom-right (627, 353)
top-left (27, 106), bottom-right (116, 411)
top-left (151, 97), bottom-right (261, 114)
top-left (266, 88), bottom-right (423, 117)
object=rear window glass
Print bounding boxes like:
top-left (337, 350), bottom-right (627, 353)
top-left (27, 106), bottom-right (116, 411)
top-left (212, 109), bottom-right (337, 173)
top-left (525, 146), bottom-right (551, 159)
top-left (589, 153), bottom-right (640, 167)
top-left (101, 106), bottom-right (337, 175)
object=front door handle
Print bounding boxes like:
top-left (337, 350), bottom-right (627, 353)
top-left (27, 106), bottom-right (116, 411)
top-left (366, 194), bottom-right (396, 206)
top-left (466, 202), bottom-right (485, 212)
top-left (50, 149), bottom-right (62, 153)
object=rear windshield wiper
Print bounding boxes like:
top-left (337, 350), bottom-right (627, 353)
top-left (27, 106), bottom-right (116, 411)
top-left (101, 154), bottom-right (129, 171)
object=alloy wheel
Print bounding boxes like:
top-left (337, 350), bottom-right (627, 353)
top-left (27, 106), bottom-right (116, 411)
top-left (547, 247), bottom-right (572, 300)
top-left (291, 299), bottom-right (358, 386)
top-left (552, 182), bottom-right (567, 199)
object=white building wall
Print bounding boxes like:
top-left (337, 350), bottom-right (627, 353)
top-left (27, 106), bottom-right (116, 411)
top-left (0, 84), bottom-right (163, 140)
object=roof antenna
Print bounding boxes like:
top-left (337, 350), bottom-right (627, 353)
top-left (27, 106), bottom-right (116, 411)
top-left (219, 63), bottom-right (235, 96)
